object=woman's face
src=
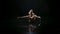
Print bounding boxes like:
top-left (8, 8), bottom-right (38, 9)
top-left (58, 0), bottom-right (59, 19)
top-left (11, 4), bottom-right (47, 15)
top-left (29, 11), bottom-right (33, 17)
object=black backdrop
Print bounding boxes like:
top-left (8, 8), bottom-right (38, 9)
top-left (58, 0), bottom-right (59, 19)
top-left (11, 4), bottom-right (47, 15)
top-left (1, 0), bottom-right (57, 34)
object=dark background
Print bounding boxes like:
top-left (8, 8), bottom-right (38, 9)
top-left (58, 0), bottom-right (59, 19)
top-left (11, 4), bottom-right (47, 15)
top-left (1, 0), bottom-right (57, 34)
